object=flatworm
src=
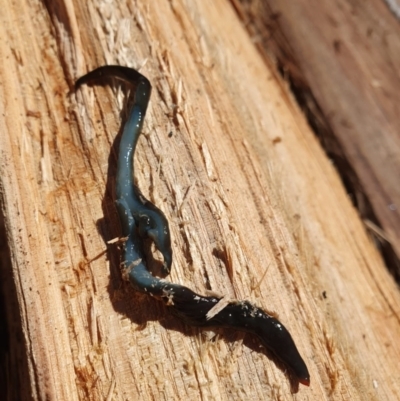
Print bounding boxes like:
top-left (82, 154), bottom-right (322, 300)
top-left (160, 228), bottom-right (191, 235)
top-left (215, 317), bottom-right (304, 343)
top-left (76, 65), bottom-right (310, 386)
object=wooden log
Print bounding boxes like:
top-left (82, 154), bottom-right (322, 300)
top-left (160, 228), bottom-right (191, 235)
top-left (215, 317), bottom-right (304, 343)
top-left (1, 0), bottom-right (400, 400)
top-left (231, 0), bottom-right (400, 273)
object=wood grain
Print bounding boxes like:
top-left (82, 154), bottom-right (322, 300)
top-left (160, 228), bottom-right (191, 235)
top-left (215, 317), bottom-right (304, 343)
top-left (232, 0), bottom-right (400, 273)
top-left (1, 0), bottom-right (400, 400)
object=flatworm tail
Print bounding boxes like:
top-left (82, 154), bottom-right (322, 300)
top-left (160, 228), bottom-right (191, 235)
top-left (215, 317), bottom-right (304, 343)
top-left (127, 261), bottom-right (310, 386)
top-left (172, 293), bottom-right (310, 386)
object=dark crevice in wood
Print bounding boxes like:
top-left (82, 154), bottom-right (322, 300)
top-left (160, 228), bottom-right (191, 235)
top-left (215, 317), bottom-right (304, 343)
top-left (229, 0), bottom-right (400, 282)
top-left (0, 212), bottom-right (33, 401)
top-left (282, 77), bottom-right (400, 282)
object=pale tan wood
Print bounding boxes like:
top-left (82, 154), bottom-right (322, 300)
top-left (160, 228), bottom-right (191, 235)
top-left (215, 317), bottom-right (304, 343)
top-left (1, 0), bottom-right (400, 400)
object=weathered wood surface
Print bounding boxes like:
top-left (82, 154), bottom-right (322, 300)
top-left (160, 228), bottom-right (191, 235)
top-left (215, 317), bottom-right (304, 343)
top-left (232, 0), bottom-right (400, 273)
top-left (1, 0), bottom-right (400, 400)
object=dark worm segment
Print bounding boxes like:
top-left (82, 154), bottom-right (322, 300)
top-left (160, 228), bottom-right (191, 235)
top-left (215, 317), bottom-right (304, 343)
top-left (76, 66), bottom-right (172, 275)
top-left (76, 66), bottom-right (310, 387)
top-left (127, 263), bottom-right (310, 386)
